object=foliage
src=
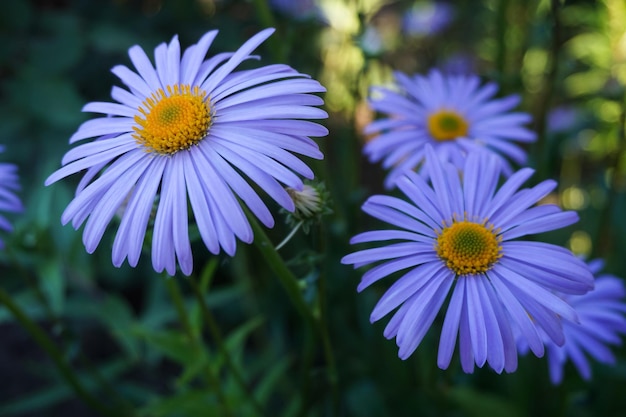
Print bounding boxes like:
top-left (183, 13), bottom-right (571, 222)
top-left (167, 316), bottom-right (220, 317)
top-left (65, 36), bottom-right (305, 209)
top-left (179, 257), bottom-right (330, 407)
top-left (1, 0), bottom-right (626, 416)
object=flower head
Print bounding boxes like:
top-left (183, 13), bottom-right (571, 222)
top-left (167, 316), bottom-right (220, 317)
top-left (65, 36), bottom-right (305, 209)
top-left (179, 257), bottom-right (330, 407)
top-left (402, 1), bottom-right (454, 37)
top-left (364, 69), bottom-right (536, 188)
top-left (0, 147), bottom-right (22, 249)
top-left (270, 0), bottom-right (325, 21)
top-left (522, 259), bottom-right (626, 384)
top-left (341, 146), bottom-right (593, 373)
top-left (45, 28), bottom-right (328, 275)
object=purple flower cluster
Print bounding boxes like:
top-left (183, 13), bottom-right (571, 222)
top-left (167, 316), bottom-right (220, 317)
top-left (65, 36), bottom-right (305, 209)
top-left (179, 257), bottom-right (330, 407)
top-left (344, 65), bottom-right (626, 378)
top-left (45, 29), bottom-right (327, 276)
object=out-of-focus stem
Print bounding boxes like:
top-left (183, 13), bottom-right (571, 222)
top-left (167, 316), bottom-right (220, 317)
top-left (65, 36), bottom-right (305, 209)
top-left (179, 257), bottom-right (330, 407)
top-left (164, 275), bottom-right (234, 417)
top-left (187, 268), bottom-right (267, 417)
top-left (0, 289), bottom-right (131, 417)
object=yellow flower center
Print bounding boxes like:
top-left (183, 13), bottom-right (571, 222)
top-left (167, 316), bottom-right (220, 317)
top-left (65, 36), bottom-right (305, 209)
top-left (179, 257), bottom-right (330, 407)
top-left (436, 220), bottom-right (502, 275)
top-left (133, 84), bottom-right (211, 155)
top-left (427, 110), bottom-right (469, 141)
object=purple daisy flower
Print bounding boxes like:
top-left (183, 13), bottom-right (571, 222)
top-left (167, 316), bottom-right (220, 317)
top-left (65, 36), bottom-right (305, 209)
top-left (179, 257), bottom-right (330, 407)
top-left (522, 259), bottom-right (626, 384)
top-left (364, 69), bottom-right (536, 188)
top-left (402, 1), bottom-right (454, 37)
top-left (270, 0), bottom-right (325, 21)
top-left (45, 28), bottom-right (328, 276)
top-left (0, 147), bottom-right (22, 249)
top-left (341, 146), bottom-right (594, 373)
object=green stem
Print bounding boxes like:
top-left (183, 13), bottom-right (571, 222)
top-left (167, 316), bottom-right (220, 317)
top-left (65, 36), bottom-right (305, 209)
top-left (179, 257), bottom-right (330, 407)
top-left (533, 0), bottom-right (562, 179)
top-left (248, 214), bottom-right (316, 326)
top-left (0, 289), bottom-right (127, 417)
top-left (163, 275), bottom-right (234, 417)
top-left (276, 221), bottom-right (303, 251)
top-left (251, 0), bottom-right (285, 63)
top-left (249, 213), bottom-right (339, 415)
top-left (187, 265), bottom-right (267, 417)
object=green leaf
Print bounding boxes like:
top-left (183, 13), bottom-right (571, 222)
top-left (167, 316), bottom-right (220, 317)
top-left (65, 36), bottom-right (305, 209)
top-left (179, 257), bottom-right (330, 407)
top-left (131, 327), bottom-right (206, 368)
top-left (139, 390), bottom-right (220, 417)
top-left (447, 386), bottom-right (524, 417)
top-left (254, 356), bottom-right (291, 405)
top-left (37, 258), bottom-right (65, 315)
top-left (74, 295), bottom-right (141, 359)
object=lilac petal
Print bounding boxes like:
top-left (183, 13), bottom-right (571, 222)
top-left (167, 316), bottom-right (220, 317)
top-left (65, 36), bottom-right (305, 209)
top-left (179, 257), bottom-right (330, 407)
top-left (181, 30), bottom-right (218, 85)
top-left (192, 52), bottom-right (236, 86)
top-left (356, 253), bottom-right (439, 291)
top-left (61, 135), bottom-right (133, 165)
top-left (215, 79), bottom-right (325, 110)
top-left (349, 230), bottom-right (433, 245)
top-left (60, 150), bottom-right (145, 225)
top-left (383, 301), bottom-right (411, 339)
top-left (76, 161), bottom-right (108, 194)
top-left (501, 241), bottom-right (594, 293)
top-left (483, 279), bottom-right (517, 372)
top-left (371, 261), bottom-right (446, 321)
top-left (362, 196), bottom-right (436, 237)
top-left (488, 269), bottom-right (544, 356)
top-left (153, 42), bottom-right (168, 89)
top-left (181, 151), bottom-right (220, 254)
top-left (216, 105), bottom-right (327, 123)
top-left (495, 263), bottom-right (579, 323)
top-left (210, 126), bottom-right (321, 159)
top-left (46, 140), bottom-right (136, 186)
top-left (463, 150), bottom-right (501, 217)
top-left (424, 145), bottom-right (454, 220)
top-left (565, 338), bottom-right (592, 380)
top-left (396, 268), bottom-right (454, 359)
top-left (459, 299), bottom-right (475, 373)
top-left (213, 64), bottom-right (298, 99)
top-left (111, 65), bottom-right (152, 99)
top-left (437, 278), bottom-right (465, 369)
top-left (342, 242), bottom-right (434, 266)
top-left (210, 126), bottom-right (315, 178)
top-left (396, 172), bottom-right (445, 227)
top-left (69, 118), bottom-right (135, 143)
top-left (208, 140), bottom-right (294, 210)
top-left (191, 147), bottom-right (252, 243)
top-left (199, 144), bottom-right (274, 228)
top-left (465, 276), bottom-right (489, 367)
top-left (170, 157), bottom-right (193, 275)
top-left (152, 162), bottom-right (177, 275)
top-left (111, 86), bottom-right (142, 109)
top-left (82, 155), bottom-right (150, 253)
top-left (201, 28), bottom-right (275, 95)
top-left (112, 157), bottom-right (166, 267)
top-left (490, 180), bottom-right (557, 226)
top-left (501, 210), bottom-right (579, 240)
top-left (165, 35), bottom-right (181, 86)
top-left (483, 167), bottom-right (534, 218)
top-left (221, 119), bottom-right (328, 138)
top-left (128, 44), bottom-right (162, 92)
top-left (363, 118), bottom-right (409, 135)
top-left (82, 102), bottom-right (136, 118)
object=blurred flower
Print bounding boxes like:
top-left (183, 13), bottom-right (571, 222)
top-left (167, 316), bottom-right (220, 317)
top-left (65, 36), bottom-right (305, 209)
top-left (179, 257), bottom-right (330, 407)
top-left (402, 1), bottom-right (454, 37)
top-left (440, 52), bottom-right (476, 76)
top-left (547, 106), bottom-right (583, 134)
top-left (520, 259), bottom-right (626, 384)
top-left (270, 0), bottom-right (325, 21)
top-left (288, 184), bottom-right (322, 220)
top-left (364, 69), bottom-right (536, 188)
top-left (283, 182), bottom-right (332, 233)
top-left (342, 146), bottom-right (593, 373)
top-left (359, 25), bottom-right (386, 56)
top-left (45, 28), bottom-right (327, 275)
top-left (0, 147), bottom-right (22, 250)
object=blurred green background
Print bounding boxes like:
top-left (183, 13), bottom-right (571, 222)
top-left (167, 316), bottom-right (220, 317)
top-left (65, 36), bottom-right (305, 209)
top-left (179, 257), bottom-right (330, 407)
top-left (1, 0), bottom-right (626, 416)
